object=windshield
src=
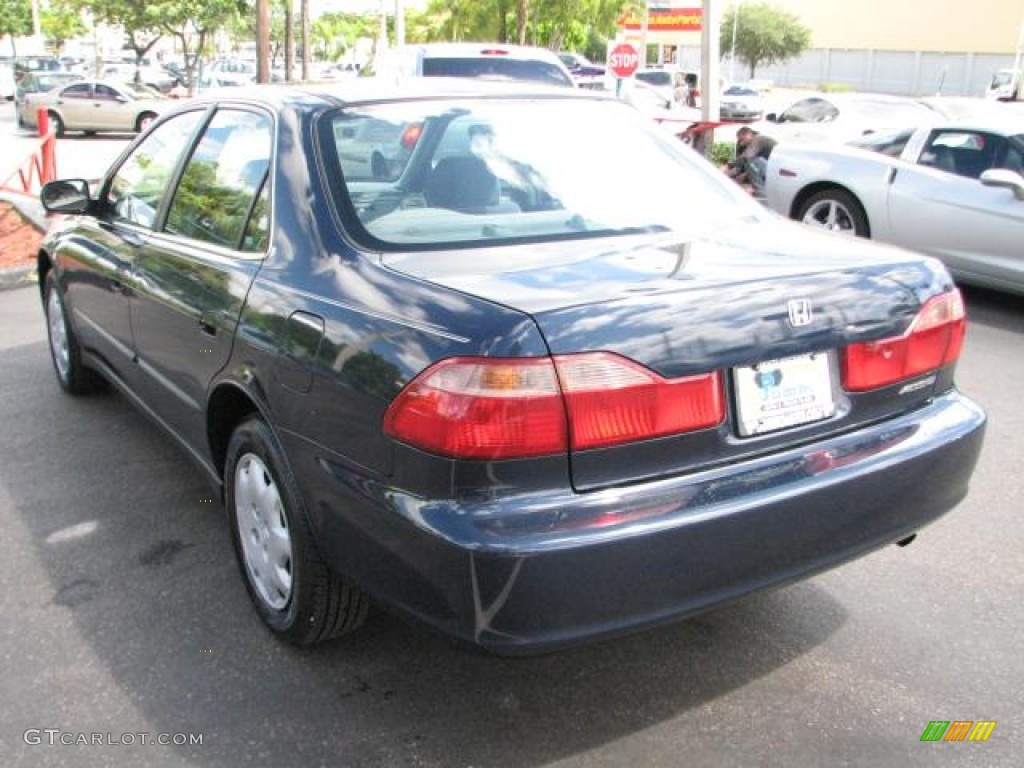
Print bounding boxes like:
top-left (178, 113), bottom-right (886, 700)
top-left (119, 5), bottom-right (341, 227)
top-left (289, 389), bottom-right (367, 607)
top-left (848, 128), bottom-right (915, 156)
top-left (323, 97), bottom-right (746, 249)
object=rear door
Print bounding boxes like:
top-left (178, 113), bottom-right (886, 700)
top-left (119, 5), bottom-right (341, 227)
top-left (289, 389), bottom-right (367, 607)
top-left (130, 106), bottom-right (272, 454)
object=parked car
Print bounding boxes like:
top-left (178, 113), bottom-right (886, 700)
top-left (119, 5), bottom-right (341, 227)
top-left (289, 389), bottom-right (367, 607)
top-left (366, 43), bottom-right (575, 87)
top-left (719, 84), bottom-right (765, 121)
top-left (757, 92), bottom-right (936, 144)
top-left (199, 59), bottom-right (258, 89)
top-left (558, 51), bottom-right (606, 78)
top-left (100, 62), bottom-right (182, 94)
top-left (14, 71), bottom-right (82, 127)
top-left (13, 55), bottom-right (62, 82)
top-left (38, 80), bottom-right (985, 652)
top-left (634, 68), bottom-right (709, 106)
top-left (23, 79), bottom-right (169, 136)
top-left (765, 116), bottom-right (1024, 295)
top-left (558, 51), bottom-right (605, 88)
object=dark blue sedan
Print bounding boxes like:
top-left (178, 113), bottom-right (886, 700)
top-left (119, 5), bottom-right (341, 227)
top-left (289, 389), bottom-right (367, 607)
top-left (37, 80), bottom-right (986, 652)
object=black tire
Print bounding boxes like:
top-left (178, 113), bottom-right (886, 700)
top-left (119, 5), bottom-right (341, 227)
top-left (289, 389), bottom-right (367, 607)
top-left (135, 111), bottom-right (157, 133)
top-left (225, 417), bottom-right (368, 645)
top-left (795, 188), bottom-right (870, 238)
top-left (43, 272), bottom-right (103, 395)
top-left (47, 111), bottom-right (64, 138)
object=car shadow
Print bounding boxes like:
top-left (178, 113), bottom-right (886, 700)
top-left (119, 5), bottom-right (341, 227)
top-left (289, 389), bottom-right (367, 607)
top-left (961, 284), bottom-right (1024, 333)
top-left (0, 338), bottom-right (849, 766)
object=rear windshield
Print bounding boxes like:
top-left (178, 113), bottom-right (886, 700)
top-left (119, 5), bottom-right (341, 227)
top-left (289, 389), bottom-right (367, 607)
top-left (322, 96), bottom-right (743, 250)
top-left (421, 57), bottom-right (573, 87)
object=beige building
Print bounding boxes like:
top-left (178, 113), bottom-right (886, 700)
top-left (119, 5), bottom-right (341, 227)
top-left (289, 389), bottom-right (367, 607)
top-left (769, 0), bottom-right (1024, 55)
top-left (635, 1), bottom-right (1024, 95)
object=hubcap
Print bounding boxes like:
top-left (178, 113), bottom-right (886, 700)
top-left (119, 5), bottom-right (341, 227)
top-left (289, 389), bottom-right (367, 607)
top-left (235, 453), bottom-right (293, 611)
top-left (802, 199), bottom-right (857, 234)
top-left (47, 288), bottom-right (70, 380)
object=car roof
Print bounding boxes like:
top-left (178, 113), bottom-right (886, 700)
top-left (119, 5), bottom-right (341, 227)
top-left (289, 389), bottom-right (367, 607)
top-left (183, 78), bottom-right (606, 110)
top-left (931, 115), bottom-right (1024, 135)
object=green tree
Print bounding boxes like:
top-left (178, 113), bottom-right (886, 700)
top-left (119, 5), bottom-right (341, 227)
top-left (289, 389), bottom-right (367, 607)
top-left (86, 1), bottom-right (163, 67)
top-left (0, 0), bottom-right (32, 57)
top-left (41, 2), bottom-right (86, 55)
top-left (151, 0), bottom-right (249, 92)
top-left (311, 12), bottom-right (374, 62)
top-left (720, 2), bottom-right (810, 79)
top-left (407, 0), bottom-right (633, 51)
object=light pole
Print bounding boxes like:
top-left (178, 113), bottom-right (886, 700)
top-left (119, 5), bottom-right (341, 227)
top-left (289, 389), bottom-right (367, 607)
top-left (729, 0), bottom-right (741, 83)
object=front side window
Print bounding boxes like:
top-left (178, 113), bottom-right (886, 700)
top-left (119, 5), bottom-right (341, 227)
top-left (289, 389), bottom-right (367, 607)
top-left (920, 130), bottom-right (1007, 179)
top-left (165, 109), bottom-right (273, 250)
top-left (324, 97), bottom-right (744, 249)
top-left (104, 110), bottom-right (205, 228)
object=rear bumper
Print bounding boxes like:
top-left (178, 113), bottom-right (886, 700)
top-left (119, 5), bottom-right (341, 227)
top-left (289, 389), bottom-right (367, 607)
top-left (303, 390), bottom-right (986, 652)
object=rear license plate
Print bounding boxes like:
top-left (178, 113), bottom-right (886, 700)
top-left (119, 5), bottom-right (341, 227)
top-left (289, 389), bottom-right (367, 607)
top-left (733, 352), bottom-right (836, 436)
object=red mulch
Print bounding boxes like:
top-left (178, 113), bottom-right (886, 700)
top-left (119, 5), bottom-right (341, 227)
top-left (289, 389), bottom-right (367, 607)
top-left (0, 201), bottom-right (43, 271)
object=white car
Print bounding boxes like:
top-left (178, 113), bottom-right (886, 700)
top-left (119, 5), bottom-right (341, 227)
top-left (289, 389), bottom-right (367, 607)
top-left (764, 116), bottom-right (1024, 295)
top-left (720, 84), bottom-right (764, 121)
top-left (756, 92), bottom-right (936, 144)
top-left (368, 43), bottom-right (575, 88)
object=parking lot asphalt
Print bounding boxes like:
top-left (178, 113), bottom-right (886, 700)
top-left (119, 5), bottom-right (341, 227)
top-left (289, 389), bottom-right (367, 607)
top-left (1, 281), bottom-right (1021, 767)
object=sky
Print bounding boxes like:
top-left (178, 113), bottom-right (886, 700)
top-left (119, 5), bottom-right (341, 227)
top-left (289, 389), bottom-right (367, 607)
top-left (312, 0), bottom-right (428, 14)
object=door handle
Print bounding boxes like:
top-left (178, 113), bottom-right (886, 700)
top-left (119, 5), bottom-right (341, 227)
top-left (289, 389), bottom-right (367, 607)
top-left (198, 315), bottom-right (217, 336)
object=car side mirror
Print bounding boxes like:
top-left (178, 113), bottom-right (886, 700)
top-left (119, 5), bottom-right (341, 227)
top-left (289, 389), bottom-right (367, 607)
top-left (40, 179), bottom-right (92, 214)
top-left (980, 168), bottom-right (1024, 200)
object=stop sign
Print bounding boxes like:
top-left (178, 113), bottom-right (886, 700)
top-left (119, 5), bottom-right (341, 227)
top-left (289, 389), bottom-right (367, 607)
top-left (607, 43), bottom-right (640, 79)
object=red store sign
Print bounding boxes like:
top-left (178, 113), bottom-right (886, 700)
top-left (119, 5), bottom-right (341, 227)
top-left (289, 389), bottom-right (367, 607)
top-left (617, 8), bottom-right (703, 32)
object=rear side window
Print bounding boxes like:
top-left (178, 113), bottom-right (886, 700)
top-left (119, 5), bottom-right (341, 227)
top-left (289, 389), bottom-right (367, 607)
top-left (165, 109), bottom-right (273, 250)
top-left (421, 57), bottom-right (573, 87)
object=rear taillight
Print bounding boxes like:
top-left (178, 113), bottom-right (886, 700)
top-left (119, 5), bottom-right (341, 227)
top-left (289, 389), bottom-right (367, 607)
top-left (842, 290), bottom-right (966, 392)
top-left (383, 353), bottom-right (724, 459)
top-left (555, 353), bottom-right (723, 450)
top-left (382, 357), bottom-right (566, 460)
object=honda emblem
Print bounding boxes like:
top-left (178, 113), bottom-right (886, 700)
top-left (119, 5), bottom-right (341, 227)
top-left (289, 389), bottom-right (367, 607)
top-left (787, 299), bottom-right (813, 327)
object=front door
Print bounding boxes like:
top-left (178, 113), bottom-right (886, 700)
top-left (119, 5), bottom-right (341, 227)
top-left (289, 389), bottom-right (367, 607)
top-left (63, 109), bottom-right (207, 385)
top-left (129, 107), bottom-right (273, 455)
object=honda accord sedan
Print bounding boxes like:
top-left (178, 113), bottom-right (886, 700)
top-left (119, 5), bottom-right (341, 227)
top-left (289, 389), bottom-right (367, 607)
top-left (37, 80), bottom-right (986, 652)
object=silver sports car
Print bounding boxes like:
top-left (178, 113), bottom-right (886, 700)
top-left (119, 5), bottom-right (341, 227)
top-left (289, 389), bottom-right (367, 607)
top-left (765, 115), bottom-right (1024, 295)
